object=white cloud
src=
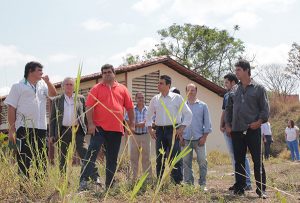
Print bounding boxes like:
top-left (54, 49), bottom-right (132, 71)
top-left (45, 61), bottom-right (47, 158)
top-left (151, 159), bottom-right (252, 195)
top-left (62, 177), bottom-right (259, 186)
top-left (48, 53), bottom-right (76, 63)
top-left (0, 86), bottom-right (10, 96)
top-left (132, 0), bottom-right (169, 14)
top-left (162, 0), bottom-right (295, 27)
top-left (0, 44), bottom-right (37, 68)
top-left (225, 12), bottom-right (262, 29)
top-left (109, 37), bottom-right (158, 64)
top-left (81, 19), bottom-right (112, 31)
top-left (245, 43), bottom-right (290, 66)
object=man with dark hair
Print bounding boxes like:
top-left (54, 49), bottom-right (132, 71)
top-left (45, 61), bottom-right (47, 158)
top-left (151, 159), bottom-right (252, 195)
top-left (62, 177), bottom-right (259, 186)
top-left (220, 73), bottom-right (252, 191)
top-left (79, 64), bottom-right (135, 190)
top-left (5, 61), bottom-right (57, 178)
top-left (146, 75), bottom-right (192, 184)
top-left (225, 59), bottom-right (269, 198)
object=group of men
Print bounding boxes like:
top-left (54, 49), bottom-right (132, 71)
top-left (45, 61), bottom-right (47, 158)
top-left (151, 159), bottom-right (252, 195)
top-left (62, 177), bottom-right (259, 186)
top-left (5, 59), bottom-right (270, 199)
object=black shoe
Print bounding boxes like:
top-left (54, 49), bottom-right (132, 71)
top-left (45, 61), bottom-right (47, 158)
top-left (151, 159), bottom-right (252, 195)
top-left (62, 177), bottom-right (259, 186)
top-left (244, 185), bottom-right (253, 191)
top-left (228, 184), bottom-right (236, 191)
top-left (256, 188), bottom-right (267, 199)
top-left (233, 189), bottom-right (245, 195)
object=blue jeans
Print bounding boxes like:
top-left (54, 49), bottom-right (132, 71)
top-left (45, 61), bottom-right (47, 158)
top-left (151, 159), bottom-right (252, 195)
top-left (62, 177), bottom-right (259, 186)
top-left (80, 127), bottom-right (122, 187)
top-left (223, 132), bottom-right (251, 186)
top-left (182, 139), bottom-right (207, 186)
top-left (156, 126), bottom-right (182, 184)
top-left (287, 140), bottom-right (300, 161)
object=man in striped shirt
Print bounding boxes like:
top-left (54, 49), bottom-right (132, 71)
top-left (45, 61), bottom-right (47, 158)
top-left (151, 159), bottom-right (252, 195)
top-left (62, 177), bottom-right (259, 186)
top-left (126, 92), bottom-right (152, 180)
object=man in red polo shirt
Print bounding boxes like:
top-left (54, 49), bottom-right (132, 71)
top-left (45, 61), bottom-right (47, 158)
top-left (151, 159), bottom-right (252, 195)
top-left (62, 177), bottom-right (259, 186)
top-left (79, 64), bottom-right (135, 190)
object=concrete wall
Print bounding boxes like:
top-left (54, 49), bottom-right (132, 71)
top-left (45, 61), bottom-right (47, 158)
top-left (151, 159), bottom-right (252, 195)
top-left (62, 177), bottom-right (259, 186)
top-left (125, 64), bottom-right (226, 152)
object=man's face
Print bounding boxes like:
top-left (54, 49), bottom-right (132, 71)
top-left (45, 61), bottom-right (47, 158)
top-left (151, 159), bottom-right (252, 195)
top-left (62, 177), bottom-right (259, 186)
top-left (135, 93), bottom-right (145, 106)
top-left (158, 79), bottom-right (169, 93)
top-left (186, 85), bottom-right (197, 100)
top-left (235, 66), bottom-right (248, 80)
top-left (63, 79), bottom-right (74, 95)
top-left (102, 68), bottom-right (115, 83)
top-left (224, 78), bottom-right (235, 91)
top-left (31, 67), bottom-right (43, 80)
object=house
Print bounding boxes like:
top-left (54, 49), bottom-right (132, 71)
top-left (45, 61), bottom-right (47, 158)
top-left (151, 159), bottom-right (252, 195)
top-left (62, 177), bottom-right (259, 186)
top-left (0, 56), bottom-right (226, 152)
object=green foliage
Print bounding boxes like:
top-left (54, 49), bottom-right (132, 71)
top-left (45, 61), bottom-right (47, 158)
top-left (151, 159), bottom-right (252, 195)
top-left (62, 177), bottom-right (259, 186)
top-left (123, 23), bottom-right (245, 85)
top-left (286, 42), bottom-right (300, 79)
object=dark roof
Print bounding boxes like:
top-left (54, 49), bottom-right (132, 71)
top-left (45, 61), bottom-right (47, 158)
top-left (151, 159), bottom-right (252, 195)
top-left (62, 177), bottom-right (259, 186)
top-left (1, 56), bottom-right (225, 100)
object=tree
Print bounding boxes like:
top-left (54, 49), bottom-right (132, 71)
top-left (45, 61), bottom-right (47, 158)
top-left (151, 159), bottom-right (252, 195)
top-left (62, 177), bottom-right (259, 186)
top-left (123, 23), bottom-right (245, 85)
top-left (286, 42), bottom-right (300, 79)
top-left (256, 64), bottom-right (299, 96)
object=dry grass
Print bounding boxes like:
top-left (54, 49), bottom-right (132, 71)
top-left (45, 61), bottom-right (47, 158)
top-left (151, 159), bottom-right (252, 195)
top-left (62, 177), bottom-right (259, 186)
top-left (1, 150), bottom-right (299, 203)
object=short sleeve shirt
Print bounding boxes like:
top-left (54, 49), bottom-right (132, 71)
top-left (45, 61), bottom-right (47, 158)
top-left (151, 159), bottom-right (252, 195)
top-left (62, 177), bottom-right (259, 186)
top-left (4, 79), bottom-right (49, 130)
top-left (285, 126), bottom-right (299, 142)
top-left (86, 81), bottom-right (134, 132)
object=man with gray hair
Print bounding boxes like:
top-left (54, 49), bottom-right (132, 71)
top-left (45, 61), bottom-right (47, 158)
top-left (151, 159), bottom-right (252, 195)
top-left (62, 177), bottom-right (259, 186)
top-left (49, 77), bottom-right (88, 173)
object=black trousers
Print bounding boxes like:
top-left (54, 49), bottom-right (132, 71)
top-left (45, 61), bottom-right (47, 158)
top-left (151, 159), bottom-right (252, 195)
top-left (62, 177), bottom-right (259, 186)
top-left (264, 135), bottom-right (272, 160)
top-left (156, 126), bottom-right (183, 184)
top-left (80, 127), bottom-right (122, 188)
top-left (16, 127), bottom-right (47, 178)
top-left (232, 129), bottom-right (266, 191)
top-left (59, 126), bottom-right (87, 173)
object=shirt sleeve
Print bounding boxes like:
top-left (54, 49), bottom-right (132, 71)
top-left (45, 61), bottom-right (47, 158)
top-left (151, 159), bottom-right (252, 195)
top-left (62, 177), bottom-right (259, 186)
top-left (203, 103), bottom-right (212, 134)
top-left (4, 84), bottom-right (20, 108)
top-left (145, 97), bottom-right (155, 127)
top-left (225, 92), bottom-right (234, 126)
top-left (86, 85), bottom-right (98, 107)
top-left (179, 96), bottom-right (192, 127)
top-left (258, 86), bottom-right (270, 122)
top-left (123, 87), bottom-right (134, 111)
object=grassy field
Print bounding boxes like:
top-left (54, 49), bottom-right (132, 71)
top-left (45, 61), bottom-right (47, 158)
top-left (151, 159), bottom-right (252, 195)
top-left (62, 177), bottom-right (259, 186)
top-left (0, 150), bottom-right (299, 203)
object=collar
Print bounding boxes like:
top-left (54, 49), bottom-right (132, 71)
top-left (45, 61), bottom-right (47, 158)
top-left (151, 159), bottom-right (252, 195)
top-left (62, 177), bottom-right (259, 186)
top-left (187, 99), bottom-right (200, 105)
top-left (135, 105), bottom-right (147, 112)
top-left (100, 81), bottom-right (119, 87)
top-left (159, 91), bottom-right (174, 98)
top-left (64, 93), bottom-right (75, 100)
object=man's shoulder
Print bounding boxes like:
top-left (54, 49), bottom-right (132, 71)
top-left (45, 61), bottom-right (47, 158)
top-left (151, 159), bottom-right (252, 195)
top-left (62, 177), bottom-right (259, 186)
top-left (52, 94), bottom-right (63, 101)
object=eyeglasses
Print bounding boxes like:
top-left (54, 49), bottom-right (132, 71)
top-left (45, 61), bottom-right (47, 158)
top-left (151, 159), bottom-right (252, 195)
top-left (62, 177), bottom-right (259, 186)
top-left (102, 71), bottom-right (113, 74)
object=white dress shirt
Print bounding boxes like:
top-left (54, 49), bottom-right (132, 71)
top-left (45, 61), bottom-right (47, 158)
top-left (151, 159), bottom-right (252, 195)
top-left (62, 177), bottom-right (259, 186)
top-left (146, 92), bottom-right (192, 127)
top-left (4, 79), bottom-right (48, 130)
top-left (261, 122), bottom-right (272, 136)
top-left (62, 94), bottom-right (78, 126)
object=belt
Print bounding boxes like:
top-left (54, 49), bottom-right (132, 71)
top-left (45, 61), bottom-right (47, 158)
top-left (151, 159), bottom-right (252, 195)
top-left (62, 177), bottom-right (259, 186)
top-left (134, 132), bottom-right (147, 135)
top-left (62, 125), bottom-right (79, 129)
top-left (156, 124), bottom-right (179, 129)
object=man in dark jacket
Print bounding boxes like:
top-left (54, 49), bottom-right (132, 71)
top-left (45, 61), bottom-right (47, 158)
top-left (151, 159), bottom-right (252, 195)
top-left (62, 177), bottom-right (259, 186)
top-left (49, 77), bottom-right (87, 173)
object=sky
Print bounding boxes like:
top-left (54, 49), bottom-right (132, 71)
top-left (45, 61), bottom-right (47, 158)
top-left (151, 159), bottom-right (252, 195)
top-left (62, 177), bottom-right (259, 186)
top-left (0, 0), bottom-right (299, 96)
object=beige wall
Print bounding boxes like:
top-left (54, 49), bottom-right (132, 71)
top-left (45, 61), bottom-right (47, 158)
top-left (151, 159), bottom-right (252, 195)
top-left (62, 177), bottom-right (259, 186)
top-left (126, 64), bottom-right (226, 152)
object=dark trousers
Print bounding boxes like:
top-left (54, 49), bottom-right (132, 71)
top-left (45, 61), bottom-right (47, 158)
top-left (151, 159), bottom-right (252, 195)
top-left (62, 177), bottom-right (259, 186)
top-left (232, 129), bottom-right (266, 191)
top-left (80, 127), bottom-right (122, 187)
top-left (264, 135), bottom-right (272, 160)
top-left (16, 127), bottom-right (47, 178)
top-left (59, 126), bottom-right (87, 172)
top-left (156, 126), bottom-right (183, 184)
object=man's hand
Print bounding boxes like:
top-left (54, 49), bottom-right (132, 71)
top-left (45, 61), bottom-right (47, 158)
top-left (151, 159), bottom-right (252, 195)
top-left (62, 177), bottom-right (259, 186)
top-left (220, 126), bottom-right (226, 133)
top-left (48, 137), bottom-right (54, 145)
top-left (88, 122), bottom-right (98, 136)
top-left (129, 122), bottom-right (135, 134)
top-left (198, 135), bottom-right (207, 146)
top-left (225, 126), bottom-right (232, 136)
top-left (180, 137), bottom-right (185, 147)
top-left (176, 126), bottom-right (185, 139)
top-left (8, 128), bottom-right (16, 144)
top-left (42, 75), bottom-right (50, 83)
top-left (148, 127), bottom-right (156, 140)
top-left (249, 120), bottom-right (262, 130)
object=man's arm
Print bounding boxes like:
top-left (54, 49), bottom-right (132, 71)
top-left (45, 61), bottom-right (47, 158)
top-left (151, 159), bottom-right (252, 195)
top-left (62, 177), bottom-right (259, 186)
top-left (86, 106), bottom-right (97, 135)
top-left (7, 105), bottom-right (16, 143)
top-left (225, 92), bottom-right (234, 134)
top-left (42, 75), bottom-right (57, 97)
top-left (199, 104), bottom-right (212, 145)
top-left (146, 97), bottom-right (156, 139)
top-left (127, 108), bottom-right (135, 133)
top-left (220, 111), bottom-right (225, 132)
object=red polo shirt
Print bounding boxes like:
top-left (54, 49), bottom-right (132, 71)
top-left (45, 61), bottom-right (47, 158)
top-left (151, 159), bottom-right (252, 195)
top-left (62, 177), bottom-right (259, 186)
top-left (86, 81), bottom-right (134, 132)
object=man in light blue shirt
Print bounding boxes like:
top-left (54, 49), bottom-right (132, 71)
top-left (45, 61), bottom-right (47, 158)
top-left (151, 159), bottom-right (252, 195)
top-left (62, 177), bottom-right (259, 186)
top-left (182, 83), bottom-right (212, 191)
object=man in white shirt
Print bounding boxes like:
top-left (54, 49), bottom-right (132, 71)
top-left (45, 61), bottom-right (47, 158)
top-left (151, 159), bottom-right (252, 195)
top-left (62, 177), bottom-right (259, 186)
top-left (49, 77), bottom-right (88, 173)
top-left (5, 61), bottom-right (57, 177)
top-left (261, 122), bottom-right (273, 160)
top-left (146, 75), bottom-right (192, 184)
